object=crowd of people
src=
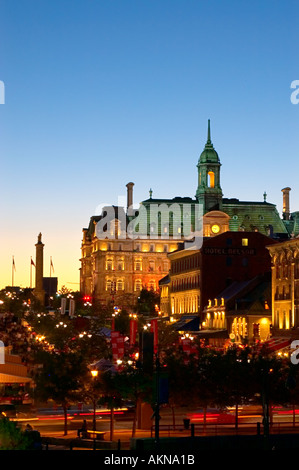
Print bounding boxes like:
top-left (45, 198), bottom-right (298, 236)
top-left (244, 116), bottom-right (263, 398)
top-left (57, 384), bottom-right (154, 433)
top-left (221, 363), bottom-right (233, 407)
top-left (0, 312), bottom-right (33, 363)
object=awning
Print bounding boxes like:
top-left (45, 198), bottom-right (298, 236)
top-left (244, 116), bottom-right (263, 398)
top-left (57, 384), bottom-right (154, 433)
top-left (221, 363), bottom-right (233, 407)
top-left (172, 315), bottom-right (200, 332)
top-left (196, 329), bottom-right (229, 339)
top-left (0, 373), bottom-right (32, 384)
top-left (259, 337), bottom-right (292, 353)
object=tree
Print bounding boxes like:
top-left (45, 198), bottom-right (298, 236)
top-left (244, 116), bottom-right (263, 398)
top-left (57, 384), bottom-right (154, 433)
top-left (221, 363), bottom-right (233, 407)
top-left (114, 364), bottom-right (154, 437)
top-left (33, 349), bottom-right (89, 435)
top-left (98, 370), bottom-right (123, 441)
top-left (251, 353), bottom-right (290, 435)
top-left (213, 347), bottom-right (254, 429)
top-left (0, 417), bottom-right (31, 450)
top-left (135, 289), bottom-right (160, 316)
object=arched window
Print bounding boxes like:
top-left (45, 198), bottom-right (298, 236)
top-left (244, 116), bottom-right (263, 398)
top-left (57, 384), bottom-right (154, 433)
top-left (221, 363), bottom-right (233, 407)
top-left (134, 279), bottom-right (142, 291)
top-left (148, 280), bottom-right (156, 291)
top-left (207, 171), bottom-right (215, 188)
top-left (134, 258), bottom-right (142, 271)
top-left (117, 279), bottom-right (124, 291)
top-left (106, 257), bottom-right (114, 271)
top-left (117, 258), bottom-right (124, 271)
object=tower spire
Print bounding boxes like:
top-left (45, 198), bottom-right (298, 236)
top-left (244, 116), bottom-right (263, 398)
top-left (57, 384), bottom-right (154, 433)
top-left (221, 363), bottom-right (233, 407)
top-left (207, 119), bottom-right (211, 144)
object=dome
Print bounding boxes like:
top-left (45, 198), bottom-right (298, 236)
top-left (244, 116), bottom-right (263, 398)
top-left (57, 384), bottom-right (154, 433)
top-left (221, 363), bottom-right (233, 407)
top-left (198, 119), bottom-right (220, 164)
top-left (199, 145), bottom-right (219, 164)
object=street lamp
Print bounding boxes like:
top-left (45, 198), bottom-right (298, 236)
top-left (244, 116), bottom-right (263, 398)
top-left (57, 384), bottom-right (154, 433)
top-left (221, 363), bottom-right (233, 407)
top-left (91, 369), bottom-right (99, 431)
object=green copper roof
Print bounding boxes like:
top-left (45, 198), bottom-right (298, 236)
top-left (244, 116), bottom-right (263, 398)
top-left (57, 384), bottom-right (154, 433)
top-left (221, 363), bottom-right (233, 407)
top-left (222, 199), bottom-right (288, 235)
top-left (198, 119), bottom-right (220, 165)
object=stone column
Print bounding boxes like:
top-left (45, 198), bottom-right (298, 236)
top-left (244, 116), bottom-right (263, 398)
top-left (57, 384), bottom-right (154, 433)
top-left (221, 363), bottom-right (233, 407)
top-left (34, 233), bottom-right (45, 306)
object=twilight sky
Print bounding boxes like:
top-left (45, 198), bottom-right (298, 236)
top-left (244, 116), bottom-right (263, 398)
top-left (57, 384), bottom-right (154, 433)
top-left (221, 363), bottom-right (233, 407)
top-left (0, 0), bottom-right (298, 290)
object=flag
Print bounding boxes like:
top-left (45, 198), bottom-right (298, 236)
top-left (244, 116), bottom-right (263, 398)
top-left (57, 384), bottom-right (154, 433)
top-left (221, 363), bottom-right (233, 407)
top-left (61, 297), bottom-right (67, 315)
top-left (111, 331), bottom-right (125, 365)
top-left (31, 257), bottom-right (35, 267)
top-left (69, 299), bottom-right (75, 318)
top-left (50, 257), bottom-right (54, 275)
top-left (12, 256), bottom-right (16, 271)
top-left (129, 318), bottom-right (138, 346)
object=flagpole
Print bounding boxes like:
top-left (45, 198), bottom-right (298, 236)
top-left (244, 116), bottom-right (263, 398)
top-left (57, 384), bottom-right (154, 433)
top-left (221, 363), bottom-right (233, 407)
top-left (30, 257), bottom-right (32, 288)
top-left (12, 256), bottom-right (14, 287)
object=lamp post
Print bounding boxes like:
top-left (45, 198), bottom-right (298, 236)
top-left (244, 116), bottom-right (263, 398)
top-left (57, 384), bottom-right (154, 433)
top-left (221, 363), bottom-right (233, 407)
top-left (91, 369), bottom-right (98, 431)
top-left (154, 353), bottom-right (161, 450)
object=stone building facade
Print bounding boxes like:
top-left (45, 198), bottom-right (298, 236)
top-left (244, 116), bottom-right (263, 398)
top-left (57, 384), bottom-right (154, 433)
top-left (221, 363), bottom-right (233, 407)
top-left (267, 238), bottom-right (299, 334)
top-left (81, 121), bottom-right (295, 313)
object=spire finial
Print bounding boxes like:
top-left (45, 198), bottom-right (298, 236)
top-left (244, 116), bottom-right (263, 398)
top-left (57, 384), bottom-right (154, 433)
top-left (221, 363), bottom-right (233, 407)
top-left (207, 119), bottom-right (211, 144)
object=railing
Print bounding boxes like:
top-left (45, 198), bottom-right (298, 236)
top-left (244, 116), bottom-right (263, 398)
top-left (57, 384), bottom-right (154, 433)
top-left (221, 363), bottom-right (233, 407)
top-left (150, 421), bottom-right (299, 438)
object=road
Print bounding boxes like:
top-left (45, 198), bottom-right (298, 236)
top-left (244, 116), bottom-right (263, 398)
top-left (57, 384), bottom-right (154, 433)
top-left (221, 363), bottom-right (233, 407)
top-left (17, 405), bottom-right (299, 438)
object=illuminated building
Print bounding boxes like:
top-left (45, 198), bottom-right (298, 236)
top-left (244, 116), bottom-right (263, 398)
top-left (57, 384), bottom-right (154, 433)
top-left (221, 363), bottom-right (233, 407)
top-left (202, 273), bottom-right (272, 347)
top-left (161, 232), bottom-right (276, 331)
top-left (81, 121), bottom-right (295, 312)
top-left (80, 195), bottom-right (182, 307)
top-left (267, 238), bottom-right (299, 334)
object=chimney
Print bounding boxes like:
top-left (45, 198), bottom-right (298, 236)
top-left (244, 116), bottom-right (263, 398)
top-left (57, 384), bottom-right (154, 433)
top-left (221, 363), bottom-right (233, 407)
top-left (126, 182), bottom-right (134, 211)
top-left (281, 187), bottom-right (291, 220)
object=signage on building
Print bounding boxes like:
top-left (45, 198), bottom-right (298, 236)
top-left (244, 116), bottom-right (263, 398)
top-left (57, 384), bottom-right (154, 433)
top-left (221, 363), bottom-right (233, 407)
top-left (203, 247), bottom-right (256, 256)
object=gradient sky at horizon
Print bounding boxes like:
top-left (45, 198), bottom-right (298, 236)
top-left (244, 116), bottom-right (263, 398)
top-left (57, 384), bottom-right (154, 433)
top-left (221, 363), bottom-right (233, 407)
top-left (0, 0), bottom-right (298, 290)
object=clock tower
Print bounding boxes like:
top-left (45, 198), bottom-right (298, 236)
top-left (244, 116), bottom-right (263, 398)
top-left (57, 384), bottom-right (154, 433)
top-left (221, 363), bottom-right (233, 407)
top-left (196, 120), bottom-right (223, 213)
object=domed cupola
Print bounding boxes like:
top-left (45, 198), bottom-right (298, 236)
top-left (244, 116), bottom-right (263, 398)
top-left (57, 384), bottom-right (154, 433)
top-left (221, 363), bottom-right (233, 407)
top-left (195, 120), bottom-right (223, 213)
top-left (198, 119), bottom-right (220, 164)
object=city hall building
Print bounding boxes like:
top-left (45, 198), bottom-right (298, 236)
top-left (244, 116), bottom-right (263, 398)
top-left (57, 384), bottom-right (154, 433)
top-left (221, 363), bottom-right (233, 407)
top-left (80, 121), bottom-right (296, 317)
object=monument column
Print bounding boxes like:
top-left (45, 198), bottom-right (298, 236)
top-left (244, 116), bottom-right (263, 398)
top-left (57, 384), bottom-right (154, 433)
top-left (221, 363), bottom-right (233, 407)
top-left (34, 233), bottom-right (45, 305)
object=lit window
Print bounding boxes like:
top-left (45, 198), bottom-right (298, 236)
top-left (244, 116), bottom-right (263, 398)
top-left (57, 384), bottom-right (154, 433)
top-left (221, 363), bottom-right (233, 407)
top-left (148, 280), bottom-right (156, 291)
top-left (207, 171), bottom-right (215, 188)
top-left (116, 279), bottom-right (124, 291)
top-left (106, 258), bottom-right (113, 270)
top-left (134, 258), bottom-right (142, 271)
top-left (242, 238), bottom-right (248, 246)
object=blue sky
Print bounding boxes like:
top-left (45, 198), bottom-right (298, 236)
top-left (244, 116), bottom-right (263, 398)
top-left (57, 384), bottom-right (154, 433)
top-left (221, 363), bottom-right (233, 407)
top-left (0, 0), bottom-right (298, 289)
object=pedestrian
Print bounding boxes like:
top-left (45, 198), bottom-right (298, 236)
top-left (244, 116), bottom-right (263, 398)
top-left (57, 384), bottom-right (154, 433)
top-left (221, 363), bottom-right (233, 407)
top-left (77, 419), bottom-right (88, 438)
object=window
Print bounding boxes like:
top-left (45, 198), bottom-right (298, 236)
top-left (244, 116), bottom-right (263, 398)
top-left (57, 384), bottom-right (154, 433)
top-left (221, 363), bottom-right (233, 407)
top-left (149, 260), bottom-right (155, 272)
top-left (117, 258), bottom-right (124, 270)
top-left (242, 257), bottom-right (248, 267)
top-left (117, 279), bottom-right (124, 291)
top-left (106, 279), bottom-right (115, 292)
top-left (226, 257), bottom-right (232, 267)
top-left (134, 279), bottom-right (142, 291)
top-left (106, 258), bottom-right (113, 270)
top-left (148, 280), bottom-right (156, 291)
top-left (163, 244), bottom-right (168, 253)
top-left (134, 258), bottom-right (142, 271)
top-left (207, 171), bottom-right (215, 188)
top-left (242, 238), bottom-right (249, 246)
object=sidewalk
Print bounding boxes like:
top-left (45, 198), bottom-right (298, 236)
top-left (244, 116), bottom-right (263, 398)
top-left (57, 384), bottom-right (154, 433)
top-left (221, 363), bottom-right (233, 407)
top-left (39, 426), bottom-right (192, 450)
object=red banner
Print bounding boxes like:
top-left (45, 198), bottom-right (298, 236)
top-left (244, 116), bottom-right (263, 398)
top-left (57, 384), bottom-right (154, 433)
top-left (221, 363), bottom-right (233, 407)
top-left (180, 337), bottom-right (197, 356)
top-left (129, 319), bottom-right (138, 346)
top-left (111, 331), bottom-right (125, 363)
